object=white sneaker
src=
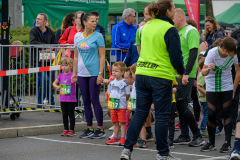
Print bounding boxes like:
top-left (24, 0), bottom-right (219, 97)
top-left (120, 148), bottom-right (131, 160)
top-left (109, 126), bottom-right (114, 131)
top-left (229, 150), bottom-right (240, 160)
top-left (156, 154), bottom-right (182, 160)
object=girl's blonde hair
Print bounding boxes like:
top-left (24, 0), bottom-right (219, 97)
top-left (61, 58), bottom-right (73, 71)
top-left (130, 63), bottom-right (137, 74)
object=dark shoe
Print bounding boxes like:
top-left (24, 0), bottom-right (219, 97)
top-left (79, 128), bottom-right (94, 138)
top-left (168, 139), bottom-right (174, 149)
top-left (146, 133), bottom-right (154, 142)
top-left (188, 135), bottom-right (205, 147)
top-left (220, 142), bottom-right (231, 153)
top-left (120, 148), bottom-right (131, 160)
top-left (91, 128), bottom-right (106, 139)
top-left (173, 135), bottom-right (191, 145)
top-left (201, 142), bottom-right (216, 152)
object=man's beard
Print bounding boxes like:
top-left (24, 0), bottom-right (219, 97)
top-left (36, 24), bottom-right (43, 28)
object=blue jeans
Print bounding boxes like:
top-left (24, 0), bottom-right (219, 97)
top-left (124, 75), bottom-right (172, 156)
top-left (37, 70), bottom-right (55, 106)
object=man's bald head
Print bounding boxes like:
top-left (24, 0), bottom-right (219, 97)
top-left (173, 8), bottom-right (187, 30)
top-left (175, 8), bottom-right (186, 20)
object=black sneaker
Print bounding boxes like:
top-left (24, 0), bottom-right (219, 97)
top-left (168, 139), bottom-right (174, 149)
top-left (79, 128), bottom-right (94, 138)
top-left (220, 142), bottom-right (231, 153)
top-left (189, 135), bottom-right (205, 147)
top-left (201, 142), bottom-right (216, 152)
top-left (91, 128), bottom-right (106, 139)
top-left (173, 135), bottom-right (191, 145)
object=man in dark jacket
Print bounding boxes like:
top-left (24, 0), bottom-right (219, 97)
top-left (123, 38), bottom-right (139, 67)
top-left (29, 13), bottom-right (57, 108)
top-left (90, 11), bottom-right (105, 40)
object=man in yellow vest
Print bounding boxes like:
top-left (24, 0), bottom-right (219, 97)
top-left (120, 1), bottom-right (184, 160)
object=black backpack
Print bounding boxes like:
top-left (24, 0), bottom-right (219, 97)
top-left (231, 29), bottom-right (240, 65)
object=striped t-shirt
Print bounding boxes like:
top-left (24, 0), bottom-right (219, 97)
top-left (205, 47), bottom-right (238, 92)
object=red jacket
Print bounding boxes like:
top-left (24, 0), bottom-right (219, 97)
top-left (59, 24), bottom-right (82, 59)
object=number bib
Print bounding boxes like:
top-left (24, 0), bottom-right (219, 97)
top-left (108, 97), bottom-right (120, 110)
top-left (60, 84), bottom-right (72, 95)
top-left (39, 50), bottom-right (55, 62)
top-left (127, 98), bottom-right (136, 111)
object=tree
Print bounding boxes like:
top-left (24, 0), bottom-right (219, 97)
top-left (205, 0), bottom-right (214, 17)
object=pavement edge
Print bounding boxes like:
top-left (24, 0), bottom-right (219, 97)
top-left (0, 120), bottom-right (112, 139)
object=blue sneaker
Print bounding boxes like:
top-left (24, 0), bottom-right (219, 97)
top-left (229, 150), bottom-right (240, 160)
top-left (215, 128), bottom-right (221, 136)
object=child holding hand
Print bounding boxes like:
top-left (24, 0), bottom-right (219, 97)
top-left (53, 58), bottom-right (77, 136)
top-left (106, 62), bottom-right (130, 146)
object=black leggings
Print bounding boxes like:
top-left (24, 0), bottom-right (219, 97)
top-left (61, 102), bottom-right (76, 131)
top-left (206, 91), bottom-right (232, 145)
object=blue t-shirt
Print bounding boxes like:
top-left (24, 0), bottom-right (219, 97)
top-left (74, 32), bottom-right (105, 77)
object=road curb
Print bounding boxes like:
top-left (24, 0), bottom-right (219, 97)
top-left (0, 120), bottom-right (112, 139)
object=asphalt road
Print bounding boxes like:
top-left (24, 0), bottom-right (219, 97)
top-left (0, 128), bottom-right (234, 160)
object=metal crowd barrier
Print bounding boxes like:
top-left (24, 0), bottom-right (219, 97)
top-left (0, 44), bottom-right (123, 120)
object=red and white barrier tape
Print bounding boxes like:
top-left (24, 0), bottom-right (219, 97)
top-left (105, 59), bottom-right (112, 77)
top-left (0, 60), bottom-right (111, 77)
top-left (0, 65), bottom-right (62, 77)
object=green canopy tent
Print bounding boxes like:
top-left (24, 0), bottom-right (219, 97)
top-left (214, 3), bottom-right (240, 26)
top-left (109, 0), bottom-right (206, 16)
top-left (22, 0), bottom-right (109, 33)
top-left (200, 3), bottom-right (240, 29)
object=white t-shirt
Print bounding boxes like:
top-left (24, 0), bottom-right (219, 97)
top-left (204, 47), bottom-right (238, 92)
top-left (108, 79), bottom-right (130, 109)
top-left (130, 81), bottom-right (136, 99)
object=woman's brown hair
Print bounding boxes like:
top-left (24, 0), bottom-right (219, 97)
top-left (186, 19), bottom-right (197, 28)
top-left (204, 16), bottom-right (220, 35)
top-left (147, 0), bottom-right (173, 19)
top-left (60, 13), bottom-right (75, 36)
top-left (198, 57), bottom-right (205, 70)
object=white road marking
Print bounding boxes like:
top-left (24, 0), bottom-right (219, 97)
top-left (27, 136), bottom-right (213, 158)
top-left (197, 155), bottom-right (229, 160)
